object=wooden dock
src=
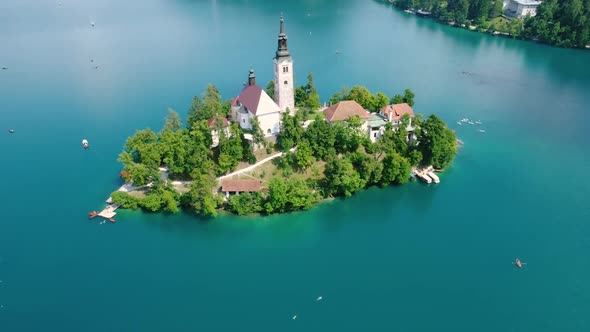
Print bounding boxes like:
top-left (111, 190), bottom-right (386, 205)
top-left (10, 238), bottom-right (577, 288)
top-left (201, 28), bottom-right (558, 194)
top-left (98, 204), bottom-right (120, 218)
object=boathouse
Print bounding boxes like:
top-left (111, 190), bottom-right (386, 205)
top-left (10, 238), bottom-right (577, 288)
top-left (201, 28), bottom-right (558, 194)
top-left (221, 179), bottom-right (262, 198)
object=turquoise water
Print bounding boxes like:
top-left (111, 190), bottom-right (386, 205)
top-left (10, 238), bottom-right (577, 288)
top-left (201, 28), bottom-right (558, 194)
top-left (1, 0), bottom-right (590, 331)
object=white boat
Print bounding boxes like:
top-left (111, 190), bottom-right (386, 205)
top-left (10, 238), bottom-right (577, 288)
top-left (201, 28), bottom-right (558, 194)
top-left (478, 129), bottom-right (486, 133)
top-left (82, 139), bottom-right (89, 148)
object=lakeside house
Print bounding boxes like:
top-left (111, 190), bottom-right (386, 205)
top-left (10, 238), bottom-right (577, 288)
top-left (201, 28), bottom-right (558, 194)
top-left (503, 0), bottom-right (542, 18)
top-left (221, 179), bottom-right (262, 198)
top-left (230, 15), bottom-right (295, 139)
top-left (323, 100), bottom-right (416, 143)
top-left (207, 117), bottom-right (230, 148)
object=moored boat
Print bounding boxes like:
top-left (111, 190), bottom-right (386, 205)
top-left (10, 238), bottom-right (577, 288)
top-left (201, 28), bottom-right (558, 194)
top-left (82, 139), bottom-right (89, 149)
top-left (515, 258), bottom-right (522, 268)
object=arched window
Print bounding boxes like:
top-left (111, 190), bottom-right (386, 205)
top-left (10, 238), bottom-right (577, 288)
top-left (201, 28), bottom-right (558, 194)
top-left (267, 128), bottom-right (271, 134)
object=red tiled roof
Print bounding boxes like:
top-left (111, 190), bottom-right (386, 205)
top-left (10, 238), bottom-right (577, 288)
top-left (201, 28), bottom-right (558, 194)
top-left (380, 103), bottom-right (414, 121)
top-left (236, 84), bottom-right (263, 115)
top-left (207, 117), bottom-right (230, 128)
top-left (221, 180), bottom-right (262, 192)
top-left (323, 100), bottom-right (371, 122)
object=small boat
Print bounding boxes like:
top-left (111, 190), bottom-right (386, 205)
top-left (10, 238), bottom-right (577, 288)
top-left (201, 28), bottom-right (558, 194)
top-left (8, 129), bottom-right (14, 133)
top-left (82, 139), bottom-right (89, 149)
top-left (475, 120), bottom-right (482, 124)
top-left (456, 121), bottom-right (462, 125)
top-left (1, 66), bottom-right (7, 70)
top-left (292, 315), bottom-right (297, 320)
top-left (316, 296), bottom-right (323, 301)
top-left (515, 258), bottom-right (522, 268)
top-left (108, 217), bottom-right (116, 223)
top-left (88, 211), bottom-right (98, 219)
top-left (478, 129), bottom-right (486, 133)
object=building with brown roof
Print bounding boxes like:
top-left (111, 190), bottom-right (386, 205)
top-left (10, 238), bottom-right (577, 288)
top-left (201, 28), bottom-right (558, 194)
top-left (221, 179), bottom-right (262, 198)
top-left (323, 100), bottom-right (371, 123)
top-left (379, 103), bottom-right (415, 125)
top-left (231, 69), bottom-right (281, 137)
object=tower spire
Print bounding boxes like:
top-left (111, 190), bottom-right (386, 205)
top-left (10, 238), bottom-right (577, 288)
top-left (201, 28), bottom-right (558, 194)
top-left (248, 67), bottom-right (256, 86)
top-left (275, 14), bottom-right (290, 59)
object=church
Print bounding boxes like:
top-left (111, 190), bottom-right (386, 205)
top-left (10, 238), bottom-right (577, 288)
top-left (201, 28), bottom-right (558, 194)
top-left (231, 15), bottom-right (295, 137)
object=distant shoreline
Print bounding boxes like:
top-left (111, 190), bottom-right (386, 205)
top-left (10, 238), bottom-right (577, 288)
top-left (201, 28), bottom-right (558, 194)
top-left (382, 0), bottom-right (590, 50)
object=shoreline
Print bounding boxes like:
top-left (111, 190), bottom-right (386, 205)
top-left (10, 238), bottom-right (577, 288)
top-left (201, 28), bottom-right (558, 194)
top-left (383, 0), bottom-right (590, 50)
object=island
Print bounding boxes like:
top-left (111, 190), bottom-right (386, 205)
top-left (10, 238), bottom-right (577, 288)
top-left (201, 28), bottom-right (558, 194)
top-left (107, 16), bottom-right (458, 219)
top-left (383, 0), bottom-right (590, 49)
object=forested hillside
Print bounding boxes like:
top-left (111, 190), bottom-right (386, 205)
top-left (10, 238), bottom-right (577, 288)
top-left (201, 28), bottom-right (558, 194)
top-left (388, 0), bottom-right (590, 48)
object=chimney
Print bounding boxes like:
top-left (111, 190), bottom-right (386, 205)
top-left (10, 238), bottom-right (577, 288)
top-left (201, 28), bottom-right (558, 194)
top-left (248, 68), bottom-right (256, 86)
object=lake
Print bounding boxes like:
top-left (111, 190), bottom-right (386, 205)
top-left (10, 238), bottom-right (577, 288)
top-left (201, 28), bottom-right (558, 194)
top-left (1, 0), bottom-right (589, 331)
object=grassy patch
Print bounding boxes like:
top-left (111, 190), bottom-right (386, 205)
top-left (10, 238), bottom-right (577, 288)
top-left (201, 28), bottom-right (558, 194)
top-left (489, 17), bottom-right (511, 32)
top-left (127, 189), bottom-right (148, 199)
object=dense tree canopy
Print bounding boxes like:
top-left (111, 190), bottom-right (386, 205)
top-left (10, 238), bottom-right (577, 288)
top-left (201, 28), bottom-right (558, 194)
top-left (388, 0), bottom-right (590, 48)
top-left (330, 85), bottom-right (415, 111)
top-left (419, 114), bottom-right (458, 169)
top-left (113, 83), bottom-right (457, 219)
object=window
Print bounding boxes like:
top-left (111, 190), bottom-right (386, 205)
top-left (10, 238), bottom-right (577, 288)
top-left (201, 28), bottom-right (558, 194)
top-left (283, 66), bottom-right (288, 73)
top-left (267, 128), bottom-right (271, 134)
top-left (284, 80), bottom-right (288, 85)
top-left (373, 132), bottom-right (377, 138)
top-left (242, 119), bottom-right (245, 123)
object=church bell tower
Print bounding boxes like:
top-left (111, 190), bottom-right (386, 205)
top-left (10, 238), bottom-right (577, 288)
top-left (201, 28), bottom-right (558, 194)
top-left (273, 15), bottom-right (295, 115)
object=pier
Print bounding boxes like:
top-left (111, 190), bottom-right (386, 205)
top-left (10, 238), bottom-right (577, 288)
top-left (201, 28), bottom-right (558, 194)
top-left (89, 203), bottom-right (120, 222)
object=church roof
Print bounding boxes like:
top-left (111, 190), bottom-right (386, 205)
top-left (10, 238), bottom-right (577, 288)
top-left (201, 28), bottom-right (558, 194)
top-left (235, 84), bottom-right (280, 116)
top-left (323, 100), bottom-right (371, 122)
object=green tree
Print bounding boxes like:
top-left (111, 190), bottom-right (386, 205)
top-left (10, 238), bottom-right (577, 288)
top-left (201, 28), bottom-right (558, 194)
top-left (373, 92), bottom-right (389, 110)
top-left (162, 108), bottom-right (182, 133)
top-left (249, 117), bottom-right (267, 149)
top-left (110, 191), bottom-right (141, 209)
top-left (304, 72), bottom-right (322, 110)
top-left (403, 89), bottom-right (416, 107)
top-left (346, 85), bottom-right (375, 110)
top-left (216, 123), bottom-right (243, 174)
top-left (303, 114), bottom-right (336, 159)
top-left (277, 112), bottom-right (304, 151)
top-left (266, 80), bottom-right (275, 100)
top-left (185, 172), bottom-right (219, 218)
top-left (419, 114), bottom-right (458, 169)
top-left (295, 140), bottom-right (315, 170)
top-left (380, 151), bottom-right (411, 185)
top-left (329, 86), bottom-right (350, 105)
top-left (294, 86), bottom-right (308, 108)
top-left (158, 129), bottom-right (190, 175)
top-left (323, 156), bottom-right (366, 197)
top-left (265, 177), bottom-right (317, 213)
top-left (227, 192), bottom-right (264, 215)
top-left (390, 94), bottom-right (404, 104)
top-left (187, 84), bottom-right (223, 129)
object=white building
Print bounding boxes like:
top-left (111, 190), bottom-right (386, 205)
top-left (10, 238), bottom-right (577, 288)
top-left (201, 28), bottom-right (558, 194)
top-left (231, 69), bottom-right (281, 137)
top-left (230, 15), bottom-right (296, 138)
top-left (207, 117), bottom-right (230, 148)
top-left (273, 15), bottom-right (295, 115)
top-left (504, 0), bottom-right (542, 18)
